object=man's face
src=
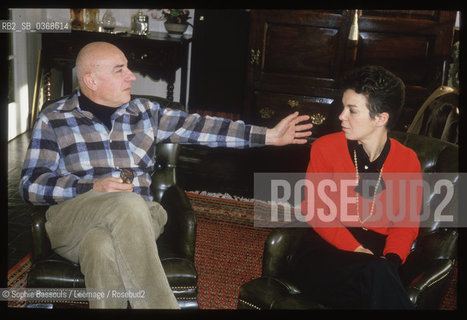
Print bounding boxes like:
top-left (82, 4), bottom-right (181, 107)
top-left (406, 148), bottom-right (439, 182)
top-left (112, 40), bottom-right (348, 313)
top-left (91, 48), bottom-right (136, 107)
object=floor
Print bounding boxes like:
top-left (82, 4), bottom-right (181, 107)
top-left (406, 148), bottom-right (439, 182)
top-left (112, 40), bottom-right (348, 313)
top-left (8, 132), bottom-right (34, 269)
top-left (7, 131), bottom-right (312, 269)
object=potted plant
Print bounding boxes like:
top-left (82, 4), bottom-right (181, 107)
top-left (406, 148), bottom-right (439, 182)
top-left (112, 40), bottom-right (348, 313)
top-left (152, 9), bottom-right (192, 38)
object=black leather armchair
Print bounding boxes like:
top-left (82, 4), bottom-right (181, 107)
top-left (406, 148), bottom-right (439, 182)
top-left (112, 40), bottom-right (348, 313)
top-left (238, 131), bottom-right (458, 310)
top-left (26, 96), bottom-right (198, 309)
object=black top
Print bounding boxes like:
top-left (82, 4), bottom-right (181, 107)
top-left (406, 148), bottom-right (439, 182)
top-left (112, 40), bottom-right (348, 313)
top-left (347, 138), bottom-right (391, 198)
top-left (78, 92), bottom-right (116, 131)
top-left (347, 137), bottom-right (402, 266)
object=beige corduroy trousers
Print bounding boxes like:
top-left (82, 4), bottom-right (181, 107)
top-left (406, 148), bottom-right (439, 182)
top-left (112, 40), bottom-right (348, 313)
top-left (45, 190), bottom-right (179, 309)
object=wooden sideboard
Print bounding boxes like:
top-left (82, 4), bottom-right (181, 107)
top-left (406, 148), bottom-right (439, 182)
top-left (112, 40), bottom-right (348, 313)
top-left (243, 10), bottom-right (457, 135)
top-left (39, 29), bottom-right (191, 105)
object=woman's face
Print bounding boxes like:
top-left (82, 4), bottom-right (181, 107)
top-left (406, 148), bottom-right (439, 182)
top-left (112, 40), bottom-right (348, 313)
top-left (338, 89), bottom-right (381, 141)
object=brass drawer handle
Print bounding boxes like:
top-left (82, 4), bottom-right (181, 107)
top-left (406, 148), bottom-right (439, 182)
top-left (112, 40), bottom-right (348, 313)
top-left (310, 113), bottom-right (326, 125)
top-left (259, 107), bottom-right (275, 119)
top-left (250, 49), bottom-right (261, 65)
top-left (288, 99), bottom-right (299, 108)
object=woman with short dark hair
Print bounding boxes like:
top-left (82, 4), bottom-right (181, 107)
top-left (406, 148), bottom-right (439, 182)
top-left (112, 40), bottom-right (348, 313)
top-left (298, 65), bottom-right (422, 309)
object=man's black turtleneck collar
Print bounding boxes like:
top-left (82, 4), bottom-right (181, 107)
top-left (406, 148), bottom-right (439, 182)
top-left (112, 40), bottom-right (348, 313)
top-left (78, 92), bottom-right (116, 130)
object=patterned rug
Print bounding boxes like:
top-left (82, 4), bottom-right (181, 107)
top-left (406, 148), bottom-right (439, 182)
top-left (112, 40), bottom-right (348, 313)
top-left (187, 192), bottom-right (271, 309)
top-left (7, 253), bottom-right (32, 308)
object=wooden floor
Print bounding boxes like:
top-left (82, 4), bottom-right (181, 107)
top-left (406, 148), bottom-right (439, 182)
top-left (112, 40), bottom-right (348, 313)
top-left (8, 132), bottom-right (34, 269)
top-left (7, 131), bottom-right (312, 269)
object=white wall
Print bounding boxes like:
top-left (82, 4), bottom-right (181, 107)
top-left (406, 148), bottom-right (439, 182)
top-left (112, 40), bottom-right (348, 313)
top-left (8, 8), bottom-right (44, 141)
top-left (8, 30), bottom-right (30, 141)
top-left (8, 8), bottom-right (193, 141)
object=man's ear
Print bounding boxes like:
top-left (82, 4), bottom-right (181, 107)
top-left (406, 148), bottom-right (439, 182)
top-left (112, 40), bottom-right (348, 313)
top-left (376, 112), bottom-right (389, 127)
top-left (82, 73), bottom-right (98, 91)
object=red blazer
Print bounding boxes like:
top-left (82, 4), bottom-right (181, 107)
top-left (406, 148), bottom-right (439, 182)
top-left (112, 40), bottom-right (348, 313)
top-left (301, 131), bottom-right (422, 263)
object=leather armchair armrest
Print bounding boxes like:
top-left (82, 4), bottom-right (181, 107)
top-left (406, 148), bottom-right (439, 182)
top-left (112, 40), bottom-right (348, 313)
top-left (157, 185), bottom-right (197, 261)
top-left (419, 229), bottom-right (458, 260)
top-left (151, 143), bottom-right (180, 203)
top-left (262, 227), bottom-right (309, 280)
top-left (238, 277), bottom-right (293, 309)
top-left (404, 258), bottom-right (455, 308)
top-left (238, 277), bottom-right (325, 310)
top-left (30, 206), bottom-right (52, 262)
top-left (400, 228), bottom-right (457, 308)
top-left (152, 142), bottom-right (196, 260)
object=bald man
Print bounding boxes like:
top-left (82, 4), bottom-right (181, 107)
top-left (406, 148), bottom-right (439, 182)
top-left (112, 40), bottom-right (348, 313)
top-left (20, 42), bottom-right (312, 309)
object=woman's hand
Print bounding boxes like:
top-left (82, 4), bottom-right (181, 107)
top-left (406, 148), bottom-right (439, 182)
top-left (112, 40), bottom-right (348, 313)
top-left (354, 245), bottom-right (374, 255)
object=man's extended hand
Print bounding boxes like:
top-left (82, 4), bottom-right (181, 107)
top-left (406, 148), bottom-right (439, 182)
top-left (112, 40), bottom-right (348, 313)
top-left (265, 112), bottom-right (313, 146)
top-left (93, 177), bottom-right (134, 192)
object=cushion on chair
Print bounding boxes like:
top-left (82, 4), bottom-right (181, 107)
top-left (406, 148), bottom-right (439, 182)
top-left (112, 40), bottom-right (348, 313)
top-left (27, 257), bottom-right (85, 289)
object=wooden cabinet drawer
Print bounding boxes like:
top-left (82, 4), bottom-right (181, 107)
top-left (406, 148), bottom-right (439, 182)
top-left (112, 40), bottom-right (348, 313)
top-left (248, 10), bottom-right (350, 95)
top-left (42, 35), bottom-right (88, 66)
top-left (245, 10), bottom-right (456, 133)
top-left (251, 91), bottom-right (340, 138)
top-left (124, 41), bottom-right (179, 71)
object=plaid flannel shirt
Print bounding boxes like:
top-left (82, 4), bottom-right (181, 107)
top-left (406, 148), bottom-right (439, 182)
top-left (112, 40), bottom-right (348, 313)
top-left (20, 91), bottom-right (266, 205)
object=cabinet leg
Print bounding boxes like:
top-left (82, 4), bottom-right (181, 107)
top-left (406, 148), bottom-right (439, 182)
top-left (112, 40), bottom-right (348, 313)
top-left (167, 83), bottom-right (174, 101)
top-left (44, 72), bottom-right (52, 101)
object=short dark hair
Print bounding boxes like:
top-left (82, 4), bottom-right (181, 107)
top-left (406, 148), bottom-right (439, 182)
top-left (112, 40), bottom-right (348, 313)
top-left (342, 65), bottom-right (405, 129)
